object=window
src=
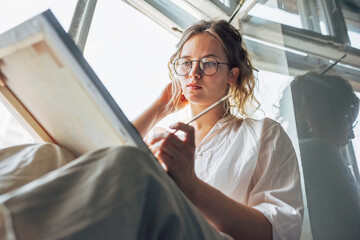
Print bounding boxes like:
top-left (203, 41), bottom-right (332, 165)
top-left (209, 0), bottom-right (239, 15)
top-left (248, 0), bottom-right (327, 33)
top-left (341, 2), bottom-right (360, 49)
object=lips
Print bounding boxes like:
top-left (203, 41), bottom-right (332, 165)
top-left (187, 83), bottom-right (202, 90)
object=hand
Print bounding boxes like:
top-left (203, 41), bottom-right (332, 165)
top-left (132, 82), bottom-right (187, 138)
top-left (149, 122), bottom-right (198, 196)
top-left (156, 82), bottom-right (188, 119)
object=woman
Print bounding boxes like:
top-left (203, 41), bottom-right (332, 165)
top-left (291, 72), bottom-right (359, 149)
top-left (133, 20), bottom-right (303, 239)
top-left (0, 20), bottom-right (303, 240)
top-left (290, 72), bottom-right (360, 239)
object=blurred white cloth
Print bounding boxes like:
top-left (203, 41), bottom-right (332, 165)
top-left (0, 146), bottom-right (230, 240)
top-left (194, 117), bottom-right (304, 240)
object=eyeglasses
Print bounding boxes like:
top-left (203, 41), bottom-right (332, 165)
top-left (172, 57), bottom-right (229, 76)
top-left (344, 111), bottom-right (359, 130)
top-left (352, 120), bottom-right (358, 130)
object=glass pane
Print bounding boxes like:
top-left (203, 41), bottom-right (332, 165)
top-left (242, 1), bottom-right (360, 238)
top-left (341, 2), bottom-right (360, 49)
top-left (0, 104), bottom-right (34, 148)
top-left (0, 0), bottom-right (77, 33)
top-left (209, 0), bottom-right (239, 15)
top-left (352, 92), bottom-right (360, 177)
top-left (145, 0), bottom-right (200, 29)
top-left (290, 71), bottom-right (360, 238)
top-left (84, 0), bottom-right (177, 120)
top-left (247, 0), bottom-right (330, 35)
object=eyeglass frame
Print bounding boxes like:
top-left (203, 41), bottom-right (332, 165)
top-left (344, 107), bottom-right (359, 129)
top-left (172, 57), bottom-right (230, 76)
top-left (352, 120), bottom-right (359, 130)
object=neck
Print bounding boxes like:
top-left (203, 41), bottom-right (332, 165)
top-left (190, 103), bottom-right (226, 130)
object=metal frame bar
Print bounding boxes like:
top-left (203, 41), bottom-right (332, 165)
top-left (208, 0), bottom-right (239, 15)
top-left (68, 0), bottom-right (98, 53)
top-left (297, 0), bottom-right (310, 30)
top-left (321, 0), bottom-right (350, 44)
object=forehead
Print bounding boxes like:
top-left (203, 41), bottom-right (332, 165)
top-left (180, 33), bottom-right (227, 59)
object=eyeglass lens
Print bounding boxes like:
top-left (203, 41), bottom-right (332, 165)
top-left (352, 120), bottom-right (358, 130)
top-left (173, 57), bottom-right (219, 76)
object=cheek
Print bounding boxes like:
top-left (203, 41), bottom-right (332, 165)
top-left (333, 126), bottom-right (349, 143)
top-left (208, 77), bottom-right (230, 91)
top-left (178, 79), bottom-right (187, 92)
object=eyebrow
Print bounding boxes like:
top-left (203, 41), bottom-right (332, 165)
top-left (180, 54), bottom-right (219, 59)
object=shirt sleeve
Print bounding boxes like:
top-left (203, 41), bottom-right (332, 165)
top-left (249, 119), bottom-right (304, 240)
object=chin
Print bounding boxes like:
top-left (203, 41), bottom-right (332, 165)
top-left (185, 93), bottom-right (204, 103)
top-left (338, 140), bottom-right (349, 150)
top-left (186, 93), bottom-right (220, 104)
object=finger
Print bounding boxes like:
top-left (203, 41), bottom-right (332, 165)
top-left (150, 138), bottom-right (182, 157)
top-left (149, 132), bottom-right (184, 149)
top-left (150, 135), bottom-right (193, 173)
top-left (149, 132), bottom-right (171, 145)
top-left (169, 122), bottom-right (195, 145)
top-left (152, 145), bottom-right (180, 173)
top-left (153, 151), bottom-right (170, 172)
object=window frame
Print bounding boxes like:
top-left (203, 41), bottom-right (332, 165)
top-left (122, 0), bottom-right (360, 84)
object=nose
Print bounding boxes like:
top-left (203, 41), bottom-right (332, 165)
top-left (349, 129), bottom-right (355, 140)
top-left (188, 61), bottom-right (201, 80)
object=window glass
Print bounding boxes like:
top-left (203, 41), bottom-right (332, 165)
top-left (352, 92), bottom-right (360, 176)
top-left (341, 2), bottom-right (360, 49)
top-left (0, 104), bottom-right (33, 147)
top-left (289, 70), bottom-right (360, 239)
top-left (217, 0), bottom-right (231, 8)
top-left (84, 0), bottom-right (177, 120)
top-left (248, 0), bottom-right (330, 35)
top-left (0, 0), bottom-right (77, 33)
top-left (242, 2), bottom-right (360, 238)
top-left (209, 0), bottom-right (238, 15)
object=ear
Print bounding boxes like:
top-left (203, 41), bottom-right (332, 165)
top-left (228, 67), bottom-right (239, 85)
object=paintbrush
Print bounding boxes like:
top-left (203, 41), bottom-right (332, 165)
top-left (185, 94), bottom-right (231, 125)
top-left (171, 94), bottom-right (230, 135)
top-left (320, 54), bottom-right (347, 75)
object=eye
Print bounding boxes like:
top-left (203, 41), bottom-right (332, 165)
top-left (203, 61), bottom-right (216, 67)
top-left (175, 58), bottom-right (191, 69)
top-left (201, 58), bottom-right (217, 68)
top-left (182, 61), bottom-right (191, 67)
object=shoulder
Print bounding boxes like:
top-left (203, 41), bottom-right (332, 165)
top-left (216, 117), bottom-right (291, 151)
top-left (241, 118), bottom-right (295, 157)
top-left (242, 117), bottom-right (284, 139)
top-left (243, 117), bottom-right (281, 128)
top-left (220, 117), bottom-right (284, 139)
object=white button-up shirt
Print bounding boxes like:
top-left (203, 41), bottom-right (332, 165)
top-left (194, 116), bottom-right (303, 240)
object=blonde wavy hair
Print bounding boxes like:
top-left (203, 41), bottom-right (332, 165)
top-left (167, 20), bottom-right (259, 117)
